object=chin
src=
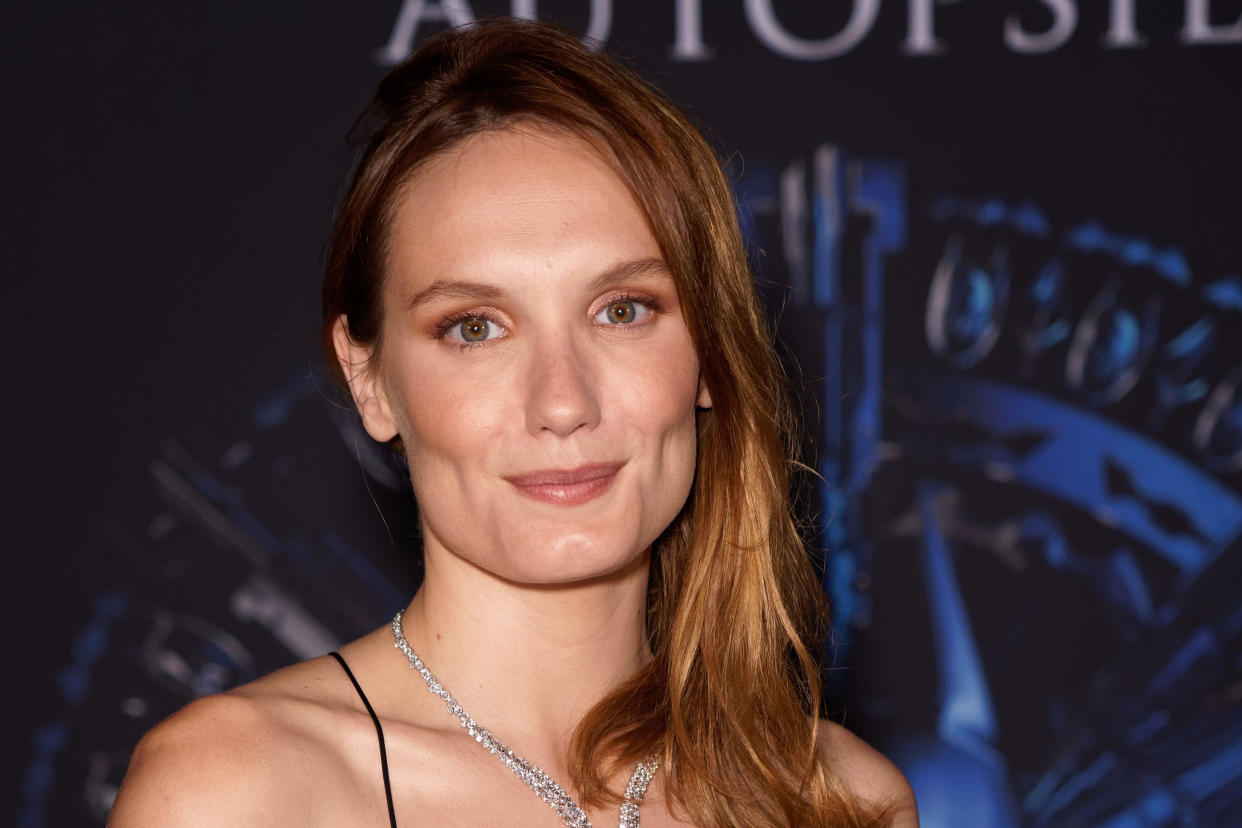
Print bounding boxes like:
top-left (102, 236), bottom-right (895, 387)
top-left (491, 534), bottom-right (650, 587)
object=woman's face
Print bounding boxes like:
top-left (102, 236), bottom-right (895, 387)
top-left (347, 125), bottom-right (708, 585)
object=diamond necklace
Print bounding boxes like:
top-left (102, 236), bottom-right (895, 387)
top-left (391, 610), bottom-right (659, 828)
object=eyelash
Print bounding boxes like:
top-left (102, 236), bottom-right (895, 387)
top-left (597, 292), bottom-right (663, 325)
top-left (433, 309), bottom-right (506, 350)
top-left (432, 292), bottom-right (663, 351)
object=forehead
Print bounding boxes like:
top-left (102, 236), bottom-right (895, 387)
top-left (383, 125), bottom-right (661, 295)
top-left (385, 122), bottom-right (660, 291)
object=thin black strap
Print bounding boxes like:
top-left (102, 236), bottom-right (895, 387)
top-left (329, 651), bottom-right (398, 828)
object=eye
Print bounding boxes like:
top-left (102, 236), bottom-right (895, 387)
top-left (594, 296), bottom-right (656, 326)
top-left (438, 313), bottom-right (506, 346)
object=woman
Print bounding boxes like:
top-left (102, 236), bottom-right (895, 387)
top-left (110, 18), bottom-right (916, 827)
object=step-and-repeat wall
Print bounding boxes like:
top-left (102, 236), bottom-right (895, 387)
top-left (9, 3), bottom-right (1241, 826)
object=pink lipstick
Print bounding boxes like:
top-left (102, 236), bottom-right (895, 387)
top-left (504, 462), bottom-right (623, 505)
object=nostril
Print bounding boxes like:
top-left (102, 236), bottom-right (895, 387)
top-left (524, 358), bottom-right (601, 437)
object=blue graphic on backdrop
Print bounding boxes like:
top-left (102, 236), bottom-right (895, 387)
top-left (15, 373), bottom-right (422, 827)
top-left (739, 149), bottom-right (1242, 826)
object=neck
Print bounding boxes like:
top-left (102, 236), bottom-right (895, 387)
top-left (397, 544), bottom-right (652, 755)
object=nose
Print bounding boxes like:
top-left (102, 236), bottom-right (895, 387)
top-left (523, 335), bottom-right (601, 437)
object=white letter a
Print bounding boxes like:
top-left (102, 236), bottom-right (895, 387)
top-left (377, 0), bottom-right (477, 65)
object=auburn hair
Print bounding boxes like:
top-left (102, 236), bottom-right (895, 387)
top-left (323, 18), bottom-right (892, 827)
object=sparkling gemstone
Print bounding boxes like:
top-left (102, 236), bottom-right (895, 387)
top-left (392, 610), bottom-right (656, 828)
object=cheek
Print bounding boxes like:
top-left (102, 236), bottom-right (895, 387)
top-left (609, 337), bottom-right (701, 470)
top-left (640, 335), bottom-right (700, 426)
top-left (632, 353), bottom-right (701, 539)
top-left (645, 362), bottom-right (699, 436)
top-left (387, 354), bottom-right (509, 473)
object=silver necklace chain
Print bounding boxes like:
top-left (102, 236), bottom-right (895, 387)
top-left (391, 610), bottom-right (659, 828)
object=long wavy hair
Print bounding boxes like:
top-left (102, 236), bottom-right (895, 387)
top-left (323, 18), bottom-right (890, 827)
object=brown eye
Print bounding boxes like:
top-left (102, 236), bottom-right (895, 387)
top-left (458, 316), bottom-right (492, 342)
top-left (606, 301), bottom-right (637, 324)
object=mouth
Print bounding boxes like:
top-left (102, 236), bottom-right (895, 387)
top-left (504, 462), bottom-right (624, 505)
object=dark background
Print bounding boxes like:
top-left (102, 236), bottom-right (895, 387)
top-left (7, 2), bottom-right (1241, 825)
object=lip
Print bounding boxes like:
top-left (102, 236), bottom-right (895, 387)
top-left (504, 462), bottom-right (624, 505)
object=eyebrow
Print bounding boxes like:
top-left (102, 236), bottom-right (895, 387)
top-left (404, 280), bottom-right (504, 311)
top-left (404, 257), bottom-right (672, 312)
top-left (585, 257), bottom-right (672, 293)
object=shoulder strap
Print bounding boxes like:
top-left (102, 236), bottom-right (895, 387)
top-left (329, 651), bottom-right (398, 828)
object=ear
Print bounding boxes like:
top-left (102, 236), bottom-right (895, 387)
top-left (332, 315), bottom-right (400, 443)
top-left (696, 374), bottom-right (712, 410)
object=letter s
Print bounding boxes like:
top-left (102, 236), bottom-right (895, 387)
top-left (1005, 0), bottom-right (1078, 54)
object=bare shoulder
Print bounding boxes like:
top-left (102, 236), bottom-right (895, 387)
top-left (109, 657), bottom-right (355, 827)
top-left (816, 720), bottom-right (919, 827)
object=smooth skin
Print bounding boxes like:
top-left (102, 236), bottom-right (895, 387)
top-left (110, 125), bottom-right (917, 827)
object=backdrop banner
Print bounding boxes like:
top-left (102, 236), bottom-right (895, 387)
top-left (7, 2), bottom-right (1241, 826)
